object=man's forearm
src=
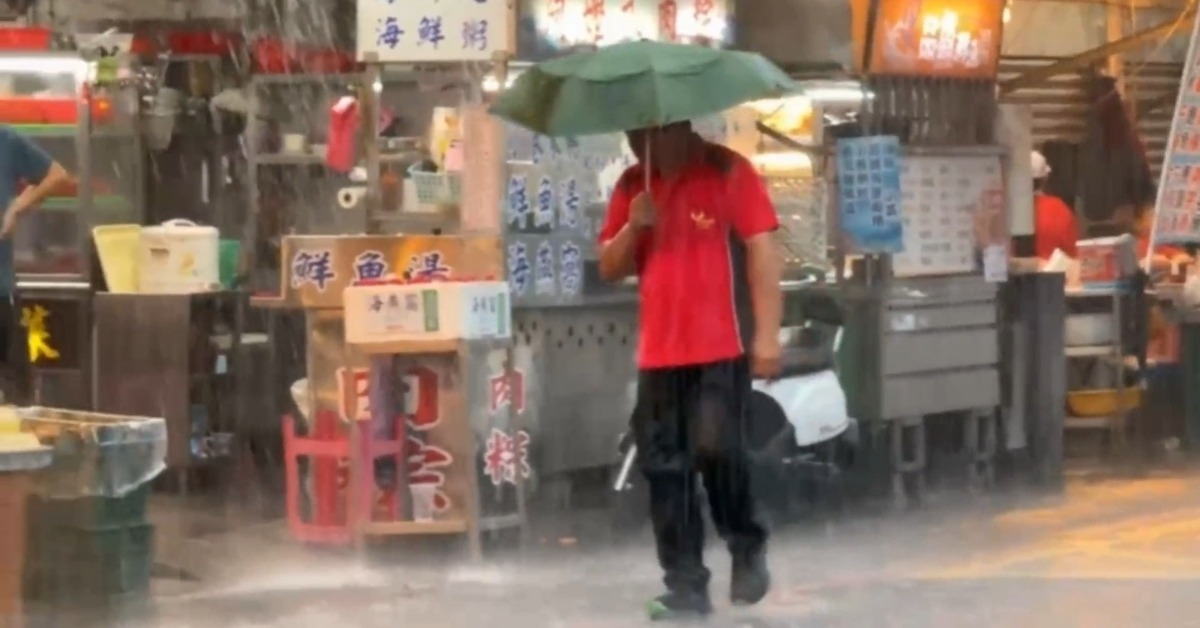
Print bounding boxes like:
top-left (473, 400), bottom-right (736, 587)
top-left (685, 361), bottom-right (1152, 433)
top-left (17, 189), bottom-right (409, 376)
top-left (746, 241), bottom-right (782, 342)
top-left (11, 163), bottom-right (69, 214)
top-left (598, 223), bottom-right (642, 282)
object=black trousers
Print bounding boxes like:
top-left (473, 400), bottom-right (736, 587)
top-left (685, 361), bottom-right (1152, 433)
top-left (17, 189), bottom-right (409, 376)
top-left (633, 357), bottom-right (767, 594)
top-left (0, 294), bottom-right (29, 405)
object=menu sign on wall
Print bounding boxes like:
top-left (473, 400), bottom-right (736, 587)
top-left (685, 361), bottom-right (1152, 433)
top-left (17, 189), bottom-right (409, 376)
top-left (865, 0), bottom-right (1003, 79)
top-left (1152, 10), bottom-right (1200, 243)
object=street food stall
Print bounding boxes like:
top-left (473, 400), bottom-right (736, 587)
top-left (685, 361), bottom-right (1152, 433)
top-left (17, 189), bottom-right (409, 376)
top-left (816, 0), bottom-right (1015, 504)
top-left (271, 0), bottom-right (528, 552)
top-left (0, 46), bottom-right (146, 412)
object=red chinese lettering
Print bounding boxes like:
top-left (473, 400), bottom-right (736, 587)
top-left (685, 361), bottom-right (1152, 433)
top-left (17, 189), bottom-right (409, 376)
top-left (482, 429), bottom-right (531, 486)
top-left (406, 436), bottom-right (453, 511)
top-left (489, 368), bottom-right (526, 415)
top-left (548, 0), bottom-right (566, 20)
top-left (337, 367), bottom-right (371, 422)
top-left (658, 0), bottom-right (677, 42)
top-left (621, 0), bottom-right (634, 13)
top-left (693, 0), bottom-right (714, 24)
top-left (403, 366), bottom-right (440, 431)
top-left (584, 0), bottom-right (606, 43)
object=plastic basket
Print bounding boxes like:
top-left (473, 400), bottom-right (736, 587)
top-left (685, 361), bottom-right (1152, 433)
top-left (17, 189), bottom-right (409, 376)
top-left (410, 171), bottom-right (461, 205)
top-left (92, 225), bottom-right (140, 293)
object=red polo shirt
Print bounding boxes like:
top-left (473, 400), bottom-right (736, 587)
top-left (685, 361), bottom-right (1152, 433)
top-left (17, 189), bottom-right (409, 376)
top-left (1034, 193), bottom-right (1078, 259)
top-left (599, 143), bottom-right (779, 369)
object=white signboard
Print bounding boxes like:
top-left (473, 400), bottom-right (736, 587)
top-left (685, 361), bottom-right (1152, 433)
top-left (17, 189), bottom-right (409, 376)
top-left (357, 0), bottom-right (516, 62)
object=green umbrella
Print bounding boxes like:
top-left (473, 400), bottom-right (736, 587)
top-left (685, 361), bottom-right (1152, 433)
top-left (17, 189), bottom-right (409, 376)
top-left (489, 40), bottom-right (797, 137)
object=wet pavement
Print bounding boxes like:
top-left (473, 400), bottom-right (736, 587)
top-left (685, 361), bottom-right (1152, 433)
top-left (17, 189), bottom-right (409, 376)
top-left (44, 471), bottom-right (1200, 627)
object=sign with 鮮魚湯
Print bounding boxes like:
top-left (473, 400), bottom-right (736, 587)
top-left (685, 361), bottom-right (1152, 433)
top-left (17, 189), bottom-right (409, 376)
top-left (356, 0), bottom-right (516, 63)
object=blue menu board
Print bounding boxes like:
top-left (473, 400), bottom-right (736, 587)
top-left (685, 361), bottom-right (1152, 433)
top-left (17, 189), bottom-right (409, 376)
top-left (835, 136), bottom-right (905, 253)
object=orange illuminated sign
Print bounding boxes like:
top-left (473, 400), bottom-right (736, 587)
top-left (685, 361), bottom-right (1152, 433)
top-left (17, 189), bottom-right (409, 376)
top-left (864, 0), bottom-right (1004, 79)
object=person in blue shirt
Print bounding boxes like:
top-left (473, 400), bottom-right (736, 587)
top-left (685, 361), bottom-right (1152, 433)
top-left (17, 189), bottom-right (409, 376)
top-left (0, 125), bottom-right (70, 402)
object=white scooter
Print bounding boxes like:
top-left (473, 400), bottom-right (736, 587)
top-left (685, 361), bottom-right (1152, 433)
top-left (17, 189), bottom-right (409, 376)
top-left (612, 285), bottom-right (855, 528)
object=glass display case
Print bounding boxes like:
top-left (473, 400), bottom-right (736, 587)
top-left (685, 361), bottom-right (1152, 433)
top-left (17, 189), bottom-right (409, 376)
top-left (0, 52), bottom-right (144, 281)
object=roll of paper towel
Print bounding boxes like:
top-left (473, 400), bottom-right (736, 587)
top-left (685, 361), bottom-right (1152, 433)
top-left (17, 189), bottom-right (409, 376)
top-left (337, 186), bottom-right (366, 209)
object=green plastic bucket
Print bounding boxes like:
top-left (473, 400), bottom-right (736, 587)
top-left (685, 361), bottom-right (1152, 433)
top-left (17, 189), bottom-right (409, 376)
top-left (218, 240), bottom-right (240, 289)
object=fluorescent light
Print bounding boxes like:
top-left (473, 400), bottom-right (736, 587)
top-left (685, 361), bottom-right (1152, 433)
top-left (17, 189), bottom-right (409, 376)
top-left (483, 71), bottom-right (520, 93)
top-left (752, 151), bottom-right (812, 172)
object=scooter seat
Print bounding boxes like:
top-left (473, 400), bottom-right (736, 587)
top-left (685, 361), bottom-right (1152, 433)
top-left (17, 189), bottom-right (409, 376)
top-left (778, 346), bottom-right (834, 378)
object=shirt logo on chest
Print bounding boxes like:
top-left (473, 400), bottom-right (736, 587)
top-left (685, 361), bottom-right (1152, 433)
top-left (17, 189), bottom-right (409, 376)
top-left (689, 211), bottom-right (715, 230)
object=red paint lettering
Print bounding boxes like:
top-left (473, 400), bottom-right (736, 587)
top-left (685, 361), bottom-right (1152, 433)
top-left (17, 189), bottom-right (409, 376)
top-left (482, 429), bottom-right (531, 486)
top-left (621, 0), bottom-right (634, 13)
top-left (693, 0), bottom-right (714, 23)
top-left (489, 368), bottom-right (526, 415)
top-left (584, 0), bottom-right (606, 43)
top-left (403, 366), bottom-right (440, 431)
top-left (406, 436), bottom-right (453, 512)
top-left (658, 0), bottom-right (677, 42)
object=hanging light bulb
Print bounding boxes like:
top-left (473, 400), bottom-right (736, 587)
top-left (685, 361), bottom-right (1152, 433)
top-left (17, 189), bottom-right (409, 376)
top-left (1002, 0), bottom-right (1012, 24)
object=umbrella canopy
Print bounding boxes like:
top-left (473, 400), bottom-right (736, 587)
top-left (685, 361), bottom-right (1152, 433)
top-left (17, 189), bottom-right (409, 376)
top-left (490, 40), bottom-right (797, 137)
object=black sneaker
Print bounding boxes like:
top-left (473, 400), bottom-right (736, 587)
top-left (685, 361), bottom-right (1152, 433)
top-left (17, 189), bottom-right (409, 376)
top-left (645, 590), bottom-right (713, 621)
top-left (730, 552), bottom-right (770, 606)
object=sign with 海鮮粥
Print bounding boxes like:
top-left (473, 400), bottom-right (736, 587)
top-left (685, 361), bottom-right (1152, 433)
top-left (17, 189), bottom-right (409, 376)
top-left (356, 0), bottom-right (516, 63)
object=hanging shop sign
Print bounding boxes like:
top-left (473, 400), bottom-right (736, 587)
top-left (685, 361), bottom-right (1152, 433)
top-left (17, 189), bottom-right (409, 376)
top-left (519, 0), bottom-right (731, 58)
top-left (836, 135), bottom-right (905, 254)
top-left (1151, 11), bottom-right (1200, 243)
top-left (356, 0), bottom-right (516, 63)
top-left (862, 0), bottom-right (1003, 79)
top-left (21, 298), bottom-right (83, 371)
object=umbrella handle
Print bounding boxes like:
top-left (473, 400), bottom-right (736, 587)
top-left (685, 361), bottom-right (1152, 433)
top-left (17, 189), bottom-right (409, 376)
top-left (644, 133), bottom-right (652, 191)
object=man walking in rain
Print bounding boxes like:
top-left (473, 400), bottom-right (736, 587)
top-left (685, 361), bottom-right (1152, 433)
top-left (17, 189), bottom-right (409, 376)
top-left (0, 125), bottom-right (70, 402)
top-left (598, 121), bottom-right (783, 620)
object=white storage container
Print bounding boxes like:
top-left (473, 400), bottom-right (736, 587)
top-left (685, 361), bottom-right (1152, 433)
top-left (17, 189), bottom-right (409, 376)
top-left (344, 281), bottom-right (511, 345)
top-left (137, 219), bottom-right (219, 293)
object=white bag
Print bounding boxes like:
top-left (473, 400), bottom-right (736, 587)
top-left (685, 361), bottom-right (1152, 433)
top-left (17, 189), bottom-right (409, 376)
top-left (753, 370), bottom-right (850, 448)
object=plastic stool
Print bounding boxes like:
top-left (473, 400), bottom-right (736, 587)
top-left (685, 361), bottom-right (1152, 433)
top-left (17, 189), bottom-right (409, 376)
top-left (282, 412), bottom-right (407, 545)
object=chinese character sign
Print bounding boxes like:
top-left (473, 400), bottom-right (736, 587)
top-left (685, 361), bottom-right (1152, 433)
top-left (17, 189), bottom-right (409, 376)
top-left (489, 368), bottom-right (526, 415)
top-left (352, 250), bottom-right (391, 283)
top-left (559, 176), bottom-right (582, 230)
top-left (867, 0), bottom-right (1002, 79)
top-left (534, 176), bottom-right (556, 229)
top-left (559, 241), bottom-right (583, 297)
top-left (404, 250), bottom-right (452, 282)
top-left (534, 240), bottom-right (557, 296)
top-left (1153, 13), bottom-right (1200, 244)
top-left (482, 429), bottom-right (531, 487)
top-left (836, 136), bottom-right (904, 254)
top-left (21, 304), bottom-right (60, 364)
top-left (357, 0), bottom-right (513, 62)
top-left (507, 242), bottom-right (532, 297)
top-left (506, 174), bottom-right (532, 229)
top-left (291, 249), bottom-right (337, 292)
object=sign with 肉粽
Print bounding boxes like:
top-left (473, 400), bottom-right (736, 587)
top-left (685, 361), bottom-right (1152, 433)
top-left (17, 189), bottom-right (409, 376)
top-left (356, 0), bottom-right (516, 63)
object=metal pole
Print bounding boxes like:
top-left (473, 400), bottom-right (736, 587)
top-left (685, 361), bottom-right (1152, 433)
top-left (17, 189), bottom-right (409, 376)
top-left (363, 54), bottom-right (383, 235)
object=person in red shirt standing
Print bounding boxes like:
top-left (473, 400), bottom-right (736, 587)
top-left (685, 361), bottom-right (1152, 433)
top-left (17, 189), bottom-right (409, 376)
top-left (598, 121), bottom-right (783, 620)
top-left (1031, 150), bottom-right (1078, 260)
